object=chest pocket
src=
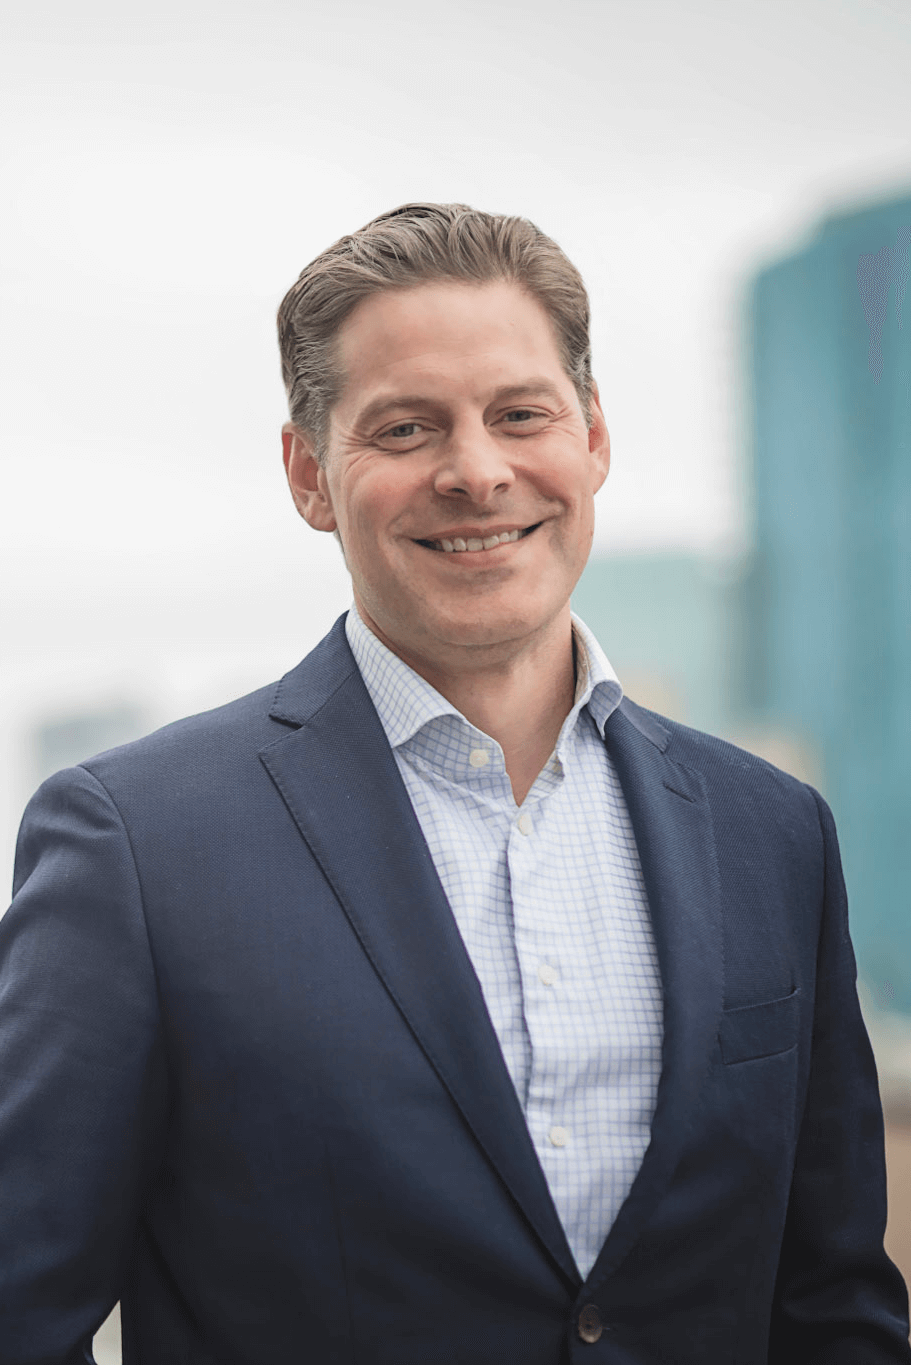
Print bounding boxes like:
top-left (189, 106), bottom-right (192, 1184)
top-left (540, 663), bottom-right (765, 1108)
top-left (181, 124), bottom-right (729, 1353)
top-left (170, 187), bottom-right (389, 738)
top-left (719, 987), bottom-right (800, 1064)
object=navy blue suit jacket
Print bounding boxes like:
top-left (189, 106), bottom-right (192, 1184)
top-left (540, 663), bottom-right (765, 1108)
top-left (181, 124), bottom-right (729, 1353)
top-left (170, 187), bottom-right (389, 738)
top-left (1, 614), bottom-right (909, 1363)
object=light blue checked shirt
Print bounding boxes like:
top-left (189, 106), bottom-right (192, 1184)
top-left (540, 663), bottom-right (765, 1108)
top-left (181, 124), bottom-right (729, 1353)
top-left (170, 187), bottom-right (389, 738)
top-left (345, 604), bottom-right (664, 1279)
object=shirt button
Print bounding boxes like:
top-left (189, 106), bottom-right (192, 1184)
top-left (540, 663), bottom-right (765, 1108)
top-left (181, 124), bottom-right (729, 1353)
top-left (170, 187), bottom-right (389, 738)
top-left (538, 963), bottom-right (557, 986)
top-left (468, 748), bottom-right (489, 768)
top-left (548, 1125), bottom-right (568, 1147)
top-left (577, 1304), bottom-right (603, 1344)
top-left (516, 811), bottom-right (533, 836)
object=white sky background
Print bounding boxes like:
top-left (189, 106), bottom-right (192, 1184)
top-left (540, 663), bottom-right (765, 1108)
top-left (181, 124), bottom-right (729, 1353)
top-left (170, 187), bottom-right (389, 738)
top-left (2, 0), bottom-right (911, 687)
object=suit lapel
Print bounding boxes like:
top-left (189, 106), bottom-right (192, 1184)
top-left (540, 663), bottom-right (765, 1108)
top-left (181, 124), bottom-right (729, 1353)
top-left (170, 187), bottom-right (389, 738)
top-left (259, 617), bottom-right (579, 1286)
top-left (587, 699), bottom-right (724, 1285)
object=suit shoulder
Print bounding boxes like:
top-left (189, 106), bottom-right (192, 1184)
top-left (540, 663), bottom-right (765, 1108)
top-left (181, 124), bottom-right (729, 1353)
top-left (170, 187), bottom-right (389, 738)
top-left (72, 680), bottom-right (288, 792)
top-left (622, 697), bottom-right (818, 811)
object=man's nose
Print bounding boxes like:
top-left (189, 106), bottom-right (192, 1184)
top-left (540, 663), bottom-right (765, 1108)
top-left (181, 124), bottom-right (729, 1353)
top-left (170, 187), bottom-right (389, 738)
top-left (432, 422), bottom-right (516, 503)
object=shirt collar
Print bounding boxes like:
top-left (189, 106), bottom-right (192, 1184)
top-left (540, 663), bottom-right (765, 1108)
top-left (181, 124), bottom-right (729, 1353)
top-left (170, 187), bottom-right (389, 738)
top-left (345, 601), bottom-right (623, 753)
top-left (564, 611), bottom-right (624, 741)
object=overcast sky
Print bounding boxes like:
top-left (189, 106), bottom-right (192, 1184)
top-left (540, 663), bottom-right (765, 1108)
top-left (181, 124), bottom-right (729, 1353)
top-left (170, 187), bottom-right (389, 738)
top-left (2, 0), bottom-right (911, 661)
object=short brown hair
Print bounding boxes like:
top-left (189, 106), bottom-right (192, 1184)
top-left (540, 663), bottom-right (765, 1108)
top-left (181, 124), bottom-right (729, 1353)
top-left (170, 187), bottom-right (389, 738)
top-left (277, 202), bottom-right (594, 464)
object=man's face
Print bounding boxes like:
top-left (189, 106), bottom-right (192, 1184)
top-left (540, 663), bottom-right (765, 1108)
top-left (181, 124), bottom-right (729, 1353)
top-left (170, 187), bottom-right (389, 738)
top-left (283, 279), bottom-right (610, 673)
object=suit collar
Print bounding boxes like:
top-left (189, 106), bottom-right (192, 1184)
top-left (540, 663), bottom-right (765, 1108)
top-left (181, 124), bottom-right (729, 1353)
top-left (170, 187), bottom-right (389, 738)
top-left (615, 693), bottom-right (672, 752)
top-left (267, 613), bottom-right (358, 729)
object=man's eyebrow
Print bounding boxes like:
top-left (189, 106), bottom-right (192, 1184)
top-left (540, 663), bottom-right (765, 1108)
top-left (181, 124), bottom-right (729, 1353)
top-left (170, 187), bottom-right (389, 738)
top-left (490, 380), bottom-right (565, 406)
top-left (354, 395), bottom-right (444, 429)
top-left (354, 380), bottom-right (566, 429)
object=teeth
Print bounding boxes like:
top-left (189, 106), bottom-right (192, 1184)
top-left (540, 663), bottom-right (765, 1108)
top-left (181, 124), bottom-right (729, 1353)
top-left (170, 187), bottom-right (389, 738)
top-left (430, 528), bottom-right (526, 553)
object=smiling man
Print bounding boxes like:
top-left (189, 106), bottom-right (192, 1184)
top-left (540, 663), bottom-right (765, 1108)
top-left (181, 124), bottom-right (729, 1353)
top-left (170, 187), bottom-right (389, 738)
top-left (2, 203), bottom-right (909, 1364)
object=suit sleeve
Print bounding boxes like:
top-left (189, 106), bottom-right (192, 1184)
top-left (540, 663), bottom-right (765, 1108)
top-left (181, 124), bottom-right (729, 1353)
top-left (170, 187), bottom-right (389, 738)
top-left (0, 765), bottom-right (169, 1365)
top-left (768, 788), bottom-right (911, 1363)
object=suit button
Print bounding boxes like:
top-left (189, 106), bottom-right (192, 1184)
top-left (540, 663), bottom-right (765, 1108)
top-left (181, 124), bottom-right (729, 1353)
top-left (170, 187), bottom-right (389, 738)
top-left (577, 1303), bottom-right (603, 1343)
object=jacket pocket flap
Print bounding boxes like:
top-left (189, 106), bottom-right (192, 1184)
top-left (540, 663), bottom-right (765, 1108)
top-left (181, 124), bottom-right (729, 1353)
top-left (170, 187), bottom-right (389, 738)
top-left (719, 988), bottom-right (800, 1064)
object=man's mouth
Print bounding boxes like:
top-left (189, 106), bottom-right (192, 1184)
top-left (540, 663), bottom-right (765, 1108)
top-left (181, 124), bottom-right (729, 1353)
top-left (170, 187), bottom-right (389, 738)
top-left (414, 523), bottom-right (542, 554)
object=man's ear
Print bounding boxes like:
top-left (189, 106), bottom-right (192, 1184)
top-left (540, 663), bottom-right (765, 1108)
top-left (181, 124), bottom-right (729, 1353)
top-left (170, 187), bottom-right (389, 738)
top-left (282, 423), bottom-right (338, 533)
top-left (587, 381), bottom-right (611, 493)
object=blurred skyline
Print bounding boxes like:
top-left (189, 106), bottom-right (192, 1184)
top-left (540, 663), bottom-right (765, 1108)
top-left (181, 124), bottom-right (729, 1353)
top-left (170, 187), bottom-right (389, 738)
top-left (3, 0), bottom-right (911, 884)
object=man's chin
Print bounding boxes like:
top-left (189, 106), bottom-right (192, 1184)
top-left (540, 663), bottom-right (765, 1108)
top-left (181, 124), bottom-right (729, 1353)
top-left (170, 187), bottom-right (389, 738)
top-left (355, 586), bottom-right (569, 665)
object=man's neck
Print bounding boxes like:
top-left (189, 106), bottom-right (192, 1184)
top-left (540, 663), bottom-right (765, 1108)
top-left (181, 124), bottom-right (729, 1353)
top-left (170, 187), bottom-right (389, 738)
top-left (445, 647), bottom-right (577, 807)
top-left (359, 607), bottom-right (578, 807)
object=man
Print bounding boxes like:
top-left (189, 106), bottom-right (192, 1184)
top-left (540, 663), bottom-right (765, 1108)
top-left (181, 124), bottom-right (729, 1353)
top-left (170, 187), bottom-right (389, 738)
top-left (1, 202), bottom-right (909, 1364)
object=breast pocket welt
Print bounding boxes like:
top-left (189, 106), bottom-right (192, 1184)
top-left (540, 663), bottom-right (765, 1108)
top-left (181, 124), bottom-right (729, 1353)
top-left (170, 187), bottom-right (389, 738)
top-left (719, 988), bottom-right (801, 1065)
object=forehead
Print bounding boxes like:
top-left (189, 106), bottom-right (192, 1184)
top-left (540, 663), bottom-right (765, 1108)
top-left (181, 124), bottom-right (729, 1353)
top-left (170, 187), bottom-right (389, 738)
top-left (332, 279), bottom-right (569, 414)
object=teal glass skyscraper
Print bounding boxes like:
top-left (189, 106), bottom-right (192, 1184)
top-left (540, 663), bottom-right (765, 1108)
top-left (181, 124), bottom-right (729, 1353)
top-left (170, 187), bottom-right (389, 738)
top-left (747, 192), bottom-right (911, 1014)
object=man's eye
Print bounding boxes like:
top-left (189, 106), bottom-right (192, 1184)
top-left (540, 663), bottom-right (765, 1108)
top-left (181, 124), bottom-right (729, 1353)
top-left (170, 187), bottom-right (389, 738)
top-left (384, 422), bottom-right (423, 440)
top-left (503, 409), bottom-right (538, 423)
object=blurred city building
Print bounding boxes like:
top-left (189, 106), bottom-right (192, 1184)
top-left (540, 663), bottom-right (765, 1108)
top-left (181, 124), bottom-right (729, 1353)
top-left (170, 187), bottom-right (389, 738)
top-left (746, 190), bottom-right (911, 1023)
